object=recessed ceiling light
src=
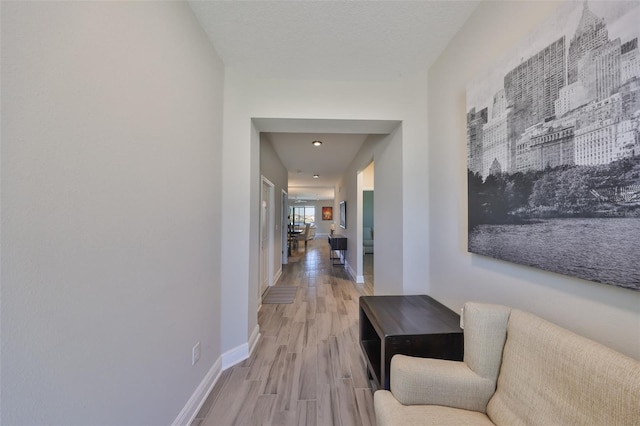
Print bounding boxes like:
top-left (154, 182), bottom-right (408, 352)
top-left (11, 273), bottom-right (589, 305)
top-left (313, 174), bottom-right (319, 178)
top-left (312, 140), bottom-right (322, 147)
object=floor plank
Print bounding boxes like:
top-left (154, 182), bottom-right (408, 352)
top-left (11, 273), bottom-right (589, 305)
top-left (233, 380), bottom-right (265, 426)
top-left (316, 383), bottom-right (340, 426)
top-left (195, 239), bottom-right (375, 426)
top-left (298, 346), bottom-right (318, 401)
top-left (296, 400), bottom-right (317, 426)
top-left (202, 367), bottom-right (250, 426)
top-left (354, 388), bottom-right (375, 426)
top-left (335, 378), bottom-right (362, 426)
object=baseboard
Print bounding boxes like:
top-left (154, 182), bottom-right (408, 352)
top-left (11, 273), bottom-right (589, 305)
top-left (174, 327), bottom-right (261, 425)
top-left (221, 325), bottom-right (261, 369)
top-left (172, 356), bottom-right (222, 426)
top-left (356, 275), bottom-right (365, 284)
top-left (221, 342), bottom-right (248, 370)
top-left (248, 325), bottom-right (261, 356)
top-left (346, 262), bottom-right (357, 282)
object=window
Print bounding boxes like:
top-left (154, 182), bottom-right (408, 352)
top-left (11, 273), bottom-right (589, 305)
top-left (290, 206), bottom-right (315, 228)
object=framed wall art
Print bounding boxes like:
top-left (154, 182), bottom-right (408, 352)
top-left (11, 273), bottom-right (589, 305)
top-left (322, 206), bottom-right (333, 220)
top-left (466, 1), bottom-right (640, 290)
top-left (339, 201), bottom-right (346, 229)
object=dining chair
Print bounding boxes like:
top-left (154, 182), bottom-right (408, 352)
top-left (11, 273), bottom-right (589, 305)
top-left (296, 223), bottom-right (311, 249)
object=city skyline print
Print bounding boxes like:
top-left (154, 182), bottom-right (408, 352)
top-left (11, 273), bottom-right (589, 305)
top-left (466, 1), bottom-right (640, 290)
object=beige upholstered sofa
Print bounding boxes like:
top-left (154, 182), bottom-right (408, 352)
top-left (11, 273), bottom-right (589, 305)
top-left (374, 302), bottom-right (640, 426)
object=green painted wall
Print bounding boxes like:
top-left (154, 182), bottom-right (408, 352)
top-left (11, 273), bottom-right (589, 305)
top-left (363, 190), bottom-right (374, 230)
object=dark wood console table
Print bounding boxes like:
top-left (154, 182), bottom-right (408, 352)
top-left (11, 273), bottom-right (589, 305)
top-left (328, 235), bottom-right (347, 266)
top-left (359, 295), bottom-right (463, 390)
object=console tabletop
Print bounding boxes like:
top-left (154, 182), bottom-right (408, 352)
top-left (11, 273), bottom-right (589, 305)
top-left (359, 295), bottom-right (463, 390)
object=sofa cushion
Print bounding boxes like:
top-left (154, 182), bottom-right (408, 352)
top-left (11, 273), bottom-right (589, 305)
top-left (363, 227), bottom-right (373, 241)
top-left (363, 227), bottom-right (374, 253)
top-left (487, 309), bottom-right (640, 425)
top-left (463, 302), bottom-right (510, 382)
top-left (375, 390), bottom-right (495, 426)
top-left (390, 356), bottom-right (496, 412)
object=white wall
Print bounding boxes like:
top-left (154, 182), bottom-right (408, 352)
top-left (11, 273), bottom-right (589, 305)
top-left (248, 122), bottom-right (261, 338)
top-left (220, 72), bottom-right (429, 354)
top-left (1, 2), bottom-right (225, 423)
top-left (260, 135), bottom-right (288, 279)
top-left (428, 1), bottom-right (640, 360)
top-left (336, 131), bottom-right (404, 294)
top-left (372, 128), bottom-right (404, 295)
top-left (399, 68), bottom-right (431, 296)
top-left (362, 161), bottom-right (375, 190)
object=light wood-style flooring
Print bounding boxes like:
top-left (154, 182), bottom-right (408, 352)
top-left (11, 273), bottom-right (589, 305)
top-left (193, 238), bottom-right (375, 426)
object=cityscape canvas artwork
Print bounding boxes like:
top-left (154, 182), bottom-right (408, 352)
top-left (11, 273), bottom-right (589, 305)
top-left (466, 1), bottom-right (640, 290)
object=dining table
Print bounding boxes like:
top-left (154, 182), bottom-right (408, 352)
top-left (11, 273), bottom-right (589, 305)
top-left (288, 229), bottom-right (303, 254)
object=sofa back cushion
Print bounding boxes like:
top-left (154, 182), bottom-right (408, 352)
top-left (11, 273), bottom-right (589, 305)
top-left (487, 309), bottom-right (640, 425)
top-left (463, 302), bottom-right (510, 381)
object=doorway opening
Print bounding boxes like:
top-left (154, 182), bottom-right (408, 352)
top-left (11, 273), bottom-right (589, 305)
top-left (362, 161), bottom-right (374, 294)
top-left (281, 190), bottom-right (288, 265)
top-left (356, 161), bottom-right (374, 293)
top-left (254, 118), bottom-right (402, 307)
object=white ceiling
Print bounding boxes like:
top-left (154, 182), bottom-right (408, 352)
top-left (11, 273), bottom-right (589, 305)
top-left (254, 119), bottom-right (400, 201)
top-left (189, 1), bottom-right (480, 81)
top-left (266, 133), bottom-right (370, 201)
top-left (189, 1), bottom-right (480, 200)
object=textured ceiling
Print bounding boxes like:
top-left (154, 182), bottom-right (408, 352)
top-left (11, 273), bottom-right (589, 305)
top-left (188, 1), bottom-right (480, 81)
top-left (189, 1), bottom-right (480, 200)
top-left (266, 132), bottom-right (369, 201)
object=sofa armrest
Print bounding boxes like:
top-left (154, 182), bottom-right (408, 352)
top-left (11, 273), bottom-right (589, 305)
top-left (375, 390), bottom-right (417, 426)
top-left (390, 355), bottom-right (496, 413)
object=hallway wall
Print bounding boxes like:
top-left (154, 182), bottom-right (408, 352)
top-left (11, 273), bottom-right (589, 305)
top-left (427, 0), bottom-right (640, 359)
top-left (260, 134), bottom-right (288, 282)
top-left (220, 71), bottom-right (429, 354)
top-left (1, 2), bottom-right (226, 423)
top-left (336, 130), bottom-right (403, 295)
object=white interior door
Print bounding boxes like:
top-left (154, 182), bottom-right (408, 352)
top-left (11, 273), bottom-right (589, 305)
top-left (260, 178), bottom-right (273, 297)
top-left (282, 191), bottom-right (288, 265)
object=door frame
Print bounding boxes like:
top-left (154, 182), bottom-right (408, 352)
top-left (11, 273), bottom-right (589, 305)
top-left (356, 170), bottom-right (364, 283)
top-left (260, 176), bottom-right (275, 301)
top-left (281, 190), bottom-right (288, 265)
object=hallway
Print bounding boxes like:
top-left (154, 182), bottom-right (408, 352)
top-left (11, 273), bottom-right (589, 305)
top-left (193, 238), bottom-right (375, 426)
